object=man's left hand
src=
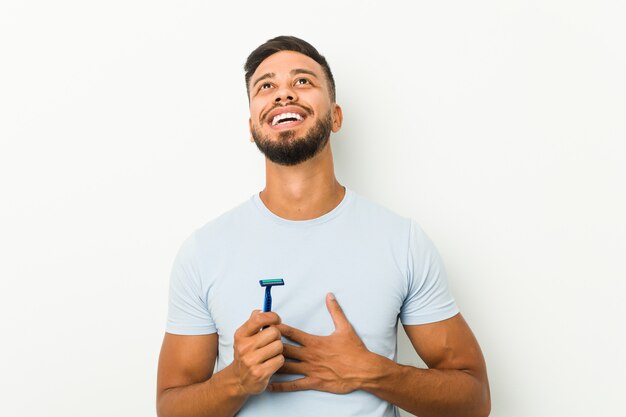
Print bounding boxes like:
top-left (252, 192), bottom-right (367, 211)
top-left (270, 293), bottom-right (381, 394)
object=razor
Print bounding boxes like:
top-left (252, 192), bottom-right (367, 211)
top-left (259, 278), bottom-right (285, 312)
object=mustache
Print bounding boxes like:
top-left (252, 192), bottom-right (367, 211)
top-left (261, 104), bottom-right (313, 124)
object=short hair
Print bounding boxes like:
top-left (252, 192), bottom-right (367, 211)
top-left (244, 35), bottom-right (336, 102)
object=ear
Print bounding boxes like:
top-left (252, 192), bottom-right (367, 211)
top-left (331, 104), bottom-right (343, 133)
top-left (248, 117), bottom-right (254, 143)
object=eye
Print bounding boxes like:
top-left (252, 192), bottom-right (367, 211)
top-left (259, 82), bottom-right (273, 90)
top-left (295, 78), bottom-right (311, 86)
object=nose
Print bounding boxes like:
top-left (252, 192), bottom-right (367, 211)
top-left (274, 84), bottom-right (297, 103)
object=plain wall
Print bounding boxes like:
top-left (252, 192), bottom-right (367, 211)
top-left (1, 1), bottom-right (625, 416)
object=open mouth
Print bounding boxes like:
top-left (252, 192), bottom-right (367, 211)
top-left (271, 112), bottom-right (304, 126)
top-left (265, 106), bottom-right (309, 130)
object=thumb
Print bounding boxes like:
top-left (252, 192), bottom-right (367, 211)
top-left (326, 292), bottom-right (351, 331)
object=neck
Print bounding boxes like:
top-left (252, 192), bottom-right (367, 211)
top-left (260, 142), bottom-right (345, 220)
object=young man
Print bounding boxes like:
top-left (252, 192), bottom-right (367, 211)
top-left (157, 36), bottom-right (490, 417)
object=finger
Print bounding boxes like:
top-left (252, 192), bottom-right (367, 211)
top-left (276, 324), bottom-right (314, 345)
top-left (251, 326), bottom-right (282, 350)
top-left (250, 339), bottom-right (284, 364)
top-left (268, 377), bottom-right (318, 392)
top-left (257, 352), bottom-right (285, 376)
top-left (238, 311), bottom-right (281, 337)
top-left (326, 292), bottom-right (351, 331)
top-left (282, 343), bottom-right (306, 361)
top-left (278, 360), bottom-right (309, 375)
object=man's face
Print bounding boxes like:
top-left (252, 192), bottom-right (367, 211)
top-left (248, 50), bottom-right (342, 166)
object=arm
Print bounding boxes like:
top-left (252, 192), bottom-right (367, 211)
top-left (272, 294), bottom-right (490, 417)
top-left (156, 311), bottom-right (285, 417)
top-left (362, 314), bottom-right (491, 417)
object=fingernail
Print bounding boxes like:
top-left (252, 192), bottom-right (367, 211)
top-left (328, 292), bottom-right (336, 301)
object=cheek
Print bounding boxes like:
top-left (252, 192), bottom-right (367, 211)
top-left (250, 102), bottom-right (269, 124)
top-left (303, 92), bottom-right (331, 113)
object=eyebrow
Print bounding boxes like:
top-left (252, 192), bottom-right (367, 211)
top-left (251, 68), bottom-right (320, 89)
top-left (290, 68), bottom-right (318, 78)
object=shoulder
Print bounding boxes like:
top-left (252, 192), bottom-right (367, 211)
top-left (177, 196), bottom-right (257, 257)
top-left (197, 197), bottom-right (254, 235)
top-left (347, 190), bottom-right (413, 237)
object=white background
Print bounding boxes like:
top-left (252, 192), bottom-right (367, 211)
top-left (1, 1), bottom-right (625, 416)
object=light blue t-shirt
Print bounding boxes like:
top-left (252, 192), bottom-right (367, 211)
top-left (166, 188), bottom-right (459, 417)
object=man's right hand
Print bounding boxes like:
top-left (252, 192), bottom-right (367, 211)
top-left (157, 311), bottom-right (283, 417)
top-left (232, 310), bottom-right (284, 395)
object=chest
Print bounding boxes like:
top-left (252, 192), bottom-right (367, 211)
top-left (202, 236), bottom-right (408, 363)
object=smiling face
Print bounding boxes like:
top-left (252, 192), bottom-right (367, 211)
top-left (248, 50), bottom-right (342, 166)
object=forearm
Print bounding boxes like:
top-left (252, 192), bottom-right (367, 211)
top-left (361, 355), bottom-right (490, 417)
top-left (157, 364), bottom-right (248, 417)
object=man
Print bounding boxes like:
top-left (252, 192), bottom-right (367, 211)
top-left (157, 36), bottom-right (490, 417)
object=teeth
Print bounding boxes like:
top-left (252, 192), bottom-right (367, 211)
top-left (271, 112), bottom-right (304, 126)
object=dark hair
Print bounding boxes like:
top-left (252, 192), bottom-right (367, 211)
top-left (244, 35), bottom-right (336, 102)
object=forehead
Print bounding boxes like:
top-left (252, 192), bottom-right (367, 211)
top-left (252, 50), bottom-right (324, 80)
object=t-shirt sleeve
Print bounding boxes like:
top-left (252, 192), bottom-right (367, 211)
top-left (165, 232), bottom-right (217, 335)
top-left (400, 221), bottom-right (460, 325)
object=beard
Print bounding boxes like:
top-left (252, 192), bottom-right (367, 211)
top-left (251, 111), bottom-right (333, 166)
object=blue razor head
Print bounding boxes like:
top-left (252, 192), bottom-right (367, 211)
top-left (259, 279), bottom-right (285, 287)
